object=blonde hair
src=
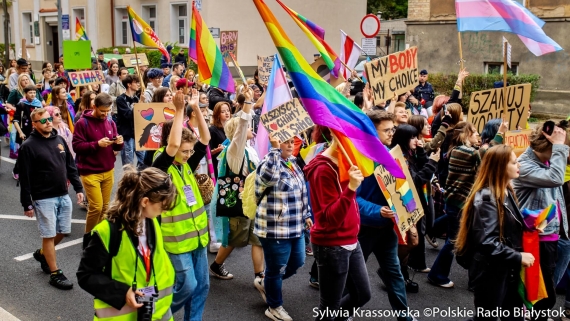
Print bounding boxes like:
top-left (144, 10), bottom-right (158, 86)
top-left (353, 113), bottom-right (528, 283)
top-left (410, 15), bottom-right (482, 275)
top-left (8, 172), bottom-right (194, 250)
top-left (446, 103), bottom-right (463, 125)
top-left (17, 73), bottom-right (31, 96)
top-left (169, 76), bottom-right (180, 93)
top-left (224, 117), bottom-right (241, 140)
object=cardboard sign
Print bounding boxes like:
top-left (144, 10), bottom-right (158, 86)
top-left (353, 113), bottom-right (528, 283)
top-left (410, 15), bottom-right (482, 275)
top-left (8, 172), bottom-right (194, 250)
top-left (122, 53), bottom-right (149, 67)
top-left (68, 70), bottom-right (105, 87)
top-left (257, 55), bottom-right (275, 85)
top-left (468, 83), bottom-right (531, 133)
top-left (364, 47), bottom-right (419, 105)
top-left (260, 98), bottom-right (314, 142)
top-left (374, 145), bottom-right (424, 234)
top-left (310, 57), bottom-right (345, 89)
top-left (504, 129), bottom-right (532, 156)
top-left (220, 30), bottom-right (238, 63)
top-left (63, 40), bottom-right (92, 70)
top-left (133, 103), bottom-right (176, 151)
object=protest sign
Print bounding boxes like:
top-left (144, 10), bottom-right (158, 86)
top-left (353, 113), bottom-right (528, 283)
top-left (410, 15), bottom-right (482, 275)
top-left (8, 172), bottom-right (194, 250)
top-left (260, 98), bottom-right (314, 142)
top-left (504, 129), bottom-right (532, 156)
top-left (122, 53), bottom-right (149, 67)
top-left (68, 70), bottom-right (105, 87)
top-left (257, 55), bottom-right (275, 85)
top-left (374, 145), bottom-right (424, 235)
top-left (310, 57), bottom-right (345, 89)
top-left (133, 103), bottom-right (176, 151)
top-left (364, 47), bottom-right (419, 105)
top-left (63, 40), bottom-right (92, 70)
top-left (468, 83), bottom-right (531, 133)
top-left (220, 30), bottom-right (238, 63)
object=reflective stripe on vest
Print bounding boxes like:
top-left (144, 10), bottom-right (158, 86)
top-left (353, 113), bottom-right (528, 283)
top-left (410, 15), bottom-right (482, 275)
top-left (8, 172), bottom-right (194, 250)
top-left (156, 147), bottom-right (209, 254)
top-left (92, 219), bottom-right (175, 321)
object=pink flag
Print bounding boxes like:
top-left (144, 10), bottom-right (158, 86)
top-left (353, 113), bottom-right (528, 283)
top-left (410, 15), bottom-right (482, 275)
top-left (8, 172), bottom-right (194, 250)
top-left (339, 30), bottom-right (363, 79)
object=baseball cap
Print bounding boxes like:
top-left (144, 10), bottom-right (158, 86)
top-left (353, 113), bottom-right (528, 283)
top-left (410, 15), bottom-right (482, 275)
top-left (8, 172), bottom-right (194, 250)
top-left (176, 78), bottom-right (194, 90)
top-left (160, 63), bottom-right (171, 69)
top-left (420, 69), bottom-right (428, 75)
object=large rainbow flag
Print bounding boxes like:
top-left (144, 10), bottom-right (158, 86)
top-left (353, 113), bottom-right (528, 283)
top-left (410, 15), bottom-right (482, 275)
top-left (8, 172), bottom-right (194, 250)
top-left (126, 6), bottom-right (169, 62)
top-left (189, 3), bottom-right (235, 93)
top-left (276, 0), bottom-right (341, 77)
top-left (253, 0), bottom-right (404, 180)
top-left (75, 17), bottom-right (88, 41)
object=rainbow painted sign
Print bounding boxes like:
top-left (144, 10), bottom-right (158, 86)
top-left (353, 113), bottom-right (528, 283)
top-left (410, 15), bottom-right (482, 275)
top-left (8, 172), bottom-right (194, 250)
top-left (68, 70), bottom-right (105, 87)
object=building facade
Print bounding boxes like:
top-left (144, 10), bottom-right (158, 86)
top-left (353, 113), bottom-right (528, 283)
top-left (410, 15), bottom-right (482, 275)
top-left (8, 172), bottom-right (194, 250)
top-left (4, 0), bottom-right (366, 71)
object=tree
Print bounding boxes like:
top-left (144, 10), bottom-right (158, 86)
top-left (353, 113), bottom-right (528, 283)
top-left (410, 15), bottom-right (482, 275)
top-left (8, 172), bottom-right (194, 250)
top-left (367, 0), bottom-right (408, 20)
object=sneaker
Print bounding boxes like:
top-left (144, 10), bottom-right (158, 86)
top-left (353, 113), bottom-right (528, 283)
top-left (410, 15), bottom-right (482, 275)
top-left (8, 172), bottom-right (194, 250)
top-left (209, 262), bottom-right (234, 280)
top-left (49, 270), bottom-right (73, 290)
top-left (427, 277), bottom-right (454, 288)
top-left (33, 249), bottom-right (51, 274)
top-left (254, 276), bottom-right (266, 303)
top-left (405, 278), bottom-right (419, 293)
top-left (412, 267), bottom-right (431, 273)
top-left (265, 306), bottom-right (292, 321)
top-left (79, 201), bottom-right (88, 210)
top-left (425, 235), bottom-right (439, 248)
top-left (309, 277), bottom-right (319, 289)
top-left (561, 308), bottom-right (570, 321)
top-left (209, 242), bottom-right (221, 253)
top-left (305, 246), bottom-right (313, 256)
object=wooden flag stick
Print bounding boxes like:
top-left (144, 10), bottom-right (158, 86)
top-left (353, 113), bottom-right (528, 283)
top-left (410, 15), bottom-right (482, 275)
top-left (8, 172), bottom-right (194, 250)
top-left (458, 32), bottom-right (464, 71)
top-left (330, 131), bottom-right (354, 167)
top-left (339, 60), bottom-right (363, 82)
top-left (503, 41), bottom-right (508, 120)
top-left (131, 41), bottom-right (146, 93)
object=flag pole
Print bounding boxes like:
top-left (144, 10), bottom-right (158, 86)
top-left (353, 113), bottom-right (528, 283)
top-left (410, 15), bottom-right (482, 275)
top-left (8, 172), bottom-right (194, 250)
top-left (330, 131), bottom-right (354, 167)
top-left (457, 32), bottom-right (464, 70)
top-left (503, 41), bottom-right (508, 120)
top-left (339, 60), bottom-right (363, 82)
top-left (131, 39), bottom-right (146, 94)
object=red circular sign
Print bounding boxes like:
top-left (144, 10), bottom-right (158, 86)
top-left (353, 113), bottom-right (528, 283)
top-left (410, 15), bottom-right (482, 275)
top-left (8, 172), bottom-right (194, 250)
top-left (360, 14), bottom-right (380, 38)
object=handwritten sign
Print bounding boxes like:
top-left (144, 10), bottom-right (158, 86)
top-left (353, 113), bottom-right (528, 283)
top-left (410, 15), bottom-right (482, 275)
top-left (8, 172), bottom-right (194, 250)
top-left (122, 53), bottom-right (149, 67)
top-left (468, 83), bottom-right (531, 133)
top-left (310, 57), bottom-right (345, 89)
top-left (260, 98), bottom-right (314, 142)
top-left (133, 103), bottom-right (176, 151)
top-left (220, 30), bottom-right (238, 63)
top-left (364, 47), bottom-right (419, 105)
top-left (505, 129), bottom-right (532, 156)
top-left (257, 55), bottom-right (275, 85)
top-left (374, 145), bottom-right (424, 234)
top-left (63, 40), bottom-right (92, 70)
top-left (68, 70), bottom-right (105, 87)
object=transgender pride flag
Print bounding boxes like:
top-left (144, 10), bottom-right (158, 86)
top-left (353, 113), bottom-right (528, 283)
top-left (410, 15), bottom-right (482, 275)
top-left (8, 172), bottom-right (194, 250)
top-left (455, 0), bottom-right (563, 56)
top-left (255, 54), bottom-right (292, 159)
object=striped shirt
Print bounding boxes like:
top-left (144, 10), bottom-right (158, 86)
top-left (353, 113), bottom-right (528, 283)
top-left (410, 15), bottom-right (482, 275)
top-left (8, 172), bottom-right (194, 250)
top-left (445, 144), bottom-right (481, 208)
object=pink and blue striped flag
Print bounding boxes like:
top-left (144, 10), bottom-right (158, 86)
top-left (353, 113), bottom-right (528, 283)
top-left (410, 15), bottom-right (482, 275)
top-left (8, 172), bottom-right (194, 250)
top-left (455, 0), bottom-right (563, 56)
top-left (255, 54), bottom-right (293, 159)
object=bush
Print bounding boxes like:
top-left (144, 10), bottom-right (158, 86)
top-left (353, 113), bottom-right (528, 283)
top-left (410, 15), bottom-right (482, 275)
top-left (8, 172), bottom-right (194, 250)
top-left (0, 43), bottom-right (15, 67)
top-left (96, 43), bottom-right (197, 72)
top-left (428, 73), bottom-right (541, 109)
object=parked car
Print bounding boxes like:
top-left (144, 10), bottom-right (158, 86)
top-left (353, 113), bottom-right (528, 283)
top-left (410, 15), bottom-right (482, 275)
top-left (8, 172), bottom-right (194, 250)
top-left (350, 55), bottom-right (378, 95)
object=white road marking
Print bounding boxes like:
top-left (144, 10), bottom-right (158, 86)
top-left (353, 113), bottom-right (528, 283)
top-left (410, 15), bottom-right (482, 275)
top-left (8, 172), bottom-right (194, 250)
top-left (0, 156), bottom-right (16, 164)
top-left (14, 238), bottom-right (83, 261)
top-left (0, 307), bottom-right (20, 321)
top-left (0, 214), bottom-right (85, 224)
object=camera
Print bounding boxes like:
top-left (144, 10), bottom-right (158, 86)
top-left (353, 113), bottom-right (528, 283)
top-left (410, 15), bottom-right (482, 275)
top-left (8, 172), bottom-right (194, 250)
top-left (136, 294), bottom-right (157, 321)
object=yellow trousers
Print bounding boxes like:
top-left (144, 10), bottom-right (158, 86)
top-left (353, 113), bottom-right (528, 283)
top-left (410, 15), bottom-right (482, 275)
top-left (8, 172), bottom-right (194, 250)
top-left (81, 169), bottom-right (114, 233)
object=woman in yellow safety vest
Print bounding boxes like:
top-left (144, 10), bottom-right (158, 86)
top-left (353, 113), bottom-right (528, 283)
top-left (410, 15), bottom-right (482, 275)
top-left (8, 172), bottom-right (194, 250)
top-left (77, 165), bottom-right (177, 321)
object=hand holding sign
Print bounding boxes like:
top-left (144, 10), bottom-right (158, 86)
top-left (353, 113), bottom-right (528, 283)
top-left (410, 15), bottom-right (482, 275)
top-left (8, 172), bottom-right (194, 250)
top-left (269, 134), bottom-right (280, 148)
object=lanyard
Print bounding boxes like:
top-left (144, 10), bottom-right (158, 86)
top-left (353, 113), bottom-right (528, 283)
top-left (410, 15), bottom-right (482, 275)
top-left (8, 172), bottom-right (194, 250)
top-left (131, 234), bottom-right (158, 293)
top-left (174, 164), bottom-right (188, 185)
top-left (138, 243), bottom-right (151, 283)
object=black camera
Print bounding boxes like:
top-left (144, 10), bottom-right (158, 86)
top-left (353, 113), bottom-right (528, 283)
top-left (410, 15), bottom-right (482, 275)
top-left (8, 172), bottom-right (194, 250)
top-left (136, 294), bottom-right (157, 321)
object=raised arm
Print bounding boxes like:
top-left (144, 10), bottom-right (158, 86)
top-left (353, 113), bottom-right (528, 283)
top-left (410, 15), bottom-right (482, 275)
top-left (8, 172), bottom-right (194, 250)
top-left (164, 90), bottom-right (186, 157)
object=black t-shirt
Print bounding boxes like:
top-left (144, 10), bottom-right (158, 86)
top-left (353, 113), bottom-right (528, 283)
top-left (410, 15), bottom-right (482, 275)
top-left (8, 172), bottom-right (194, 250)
top-left (152, 141), bottom-right (207, 175)
top-left (208, 125), bottom-right (226, 177)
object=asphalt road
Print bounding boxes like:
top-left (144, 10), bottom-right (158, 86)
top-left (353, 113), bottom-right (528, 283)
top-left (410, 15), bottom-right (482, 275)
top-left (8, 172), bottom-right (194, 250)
top-left (0, 142), bottom-right (566, 321)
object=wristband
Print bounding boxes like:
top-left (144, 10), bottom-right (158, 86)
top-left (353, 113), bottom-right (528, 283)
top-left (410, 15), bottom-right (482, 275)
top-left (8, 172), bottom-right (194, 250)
top-left (245, 102), bottom-right (254, 104)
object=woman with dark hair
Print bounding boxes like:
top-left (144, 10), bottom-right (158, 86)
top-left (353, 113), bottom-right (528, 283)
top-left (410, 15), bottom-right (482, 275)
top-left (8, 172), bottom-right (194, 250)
top-left (455, 144), bottom-right (533, 320)
top-left (74, 91), bottom-right (95, 123)
top-left (253, 69), bottom-right (265, 95)
top-left (208, 101), bottom-right (232, 177)
top-left (391, 124), bottom-right (440, 291)
top-left (479, 119), bottom-right (508, 157)
top-left (152, 87), bottom-right (173, 104)
top-left (50, 85), bottom-right (75, 132)
top-left (408, 114), bottom-right (445, 154)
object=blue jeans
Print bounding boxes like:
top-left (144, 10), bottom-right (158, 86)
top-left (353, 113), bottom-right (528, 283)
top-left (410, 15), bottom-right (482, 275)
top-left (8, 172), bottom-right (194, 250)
top-left (168, 247), bottom-right (210, 321)
top-left (359, 226), bottom-right (411, 321)
top-left (554, 238), bottom-right (570, 286)
top-left (259, 237), bottom-right (306, 308)
top-left (428, 204), bottom-right (461, 284)
top-left (313, 243), bottom-right (371, 321)
top-left (120, 137), bottom-right (146, 168)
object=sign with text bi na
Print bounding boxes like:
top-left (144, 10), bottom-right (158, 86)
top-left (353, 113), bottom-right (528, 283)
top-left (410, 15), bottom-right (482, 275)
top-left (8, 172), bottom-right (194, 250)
top-left (122, 53), bottom-right (149, 67)
top-left (220, 30), bottom-right (238, 63)
top-left (467, 83), bottom-right (531, 134)
top-left (69, 70), bottom-right (105, 87)
top-left (374, 145), bottom-right (424, 235)
top-left (260, 98), bottom-right (314, 143)
top-left (364, 46), bottom-right (419, 105)
top-left (133, 103), bottom-right (176, 151)
top-left (257, 55), bottom-right (275, 85)
top-left (504, 129), bottom-right (532, 156)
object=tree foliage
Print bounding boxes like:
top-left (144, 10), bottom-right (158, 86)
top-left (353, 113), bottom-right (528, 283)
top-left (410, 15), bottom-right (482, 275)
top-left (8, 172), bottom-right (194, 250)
top-left (367, 0), bottom-right (408, 20)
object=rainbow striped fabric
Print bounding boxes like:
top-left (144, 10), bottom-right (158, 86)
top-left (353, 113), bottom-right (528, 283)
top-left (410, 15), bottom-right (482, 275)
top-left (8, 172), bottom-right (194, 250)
top-left (126, 6), bottom-right (169, 62)
top-left (190, 3), bottom-right (235, 93)
top-left (75, 17), bottom-right (88, 41)
top-left (455, 0), bottom-right (563, 56)
top-left (276, 0), bottom-right (341, 77)
top-left (253, 0), bottom-right (404, 181)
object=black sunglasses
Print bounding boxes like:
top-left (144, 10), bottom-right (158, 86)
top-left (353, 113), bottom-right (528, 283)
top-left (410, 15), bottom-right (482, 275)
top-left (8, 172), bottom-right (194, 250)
top-left (34, 117), bottom-right (53, 124)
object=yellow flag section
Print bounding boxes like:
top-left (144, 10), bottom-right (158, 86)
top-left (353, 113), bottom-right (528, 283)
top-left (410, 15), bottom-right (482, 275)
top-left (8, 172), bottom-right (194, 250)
top-left (133, 103), bottom-right (176, 151)
top-left (468, 83), bottom-right (531, 133)
top-left (505, 129), bottom-right (533, 156)
top-left (364, 47), bottom-right (419, 105)
top-left (373, 145), bottom-right (424, 234)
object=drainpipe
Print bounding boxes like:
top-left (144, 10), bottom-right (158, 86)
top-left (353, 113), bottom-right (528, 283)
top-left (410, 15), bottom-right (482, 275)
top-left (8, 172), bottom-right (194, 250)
top-left (110, 0), bottom-right (115, 46)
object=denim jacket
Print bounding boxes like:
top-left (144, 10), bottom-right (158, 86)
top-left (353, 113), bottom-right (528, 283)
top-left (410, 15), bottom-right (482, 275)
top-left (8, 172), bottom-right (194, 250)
top-left (512, 144), bottom-right (569, 238)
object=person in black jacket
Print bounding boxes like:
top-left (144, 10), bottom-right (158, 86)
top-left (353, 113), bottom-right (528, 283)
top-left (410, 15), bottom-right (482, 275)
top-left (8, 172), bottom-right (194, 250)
top-left (430, 68), bottom-right (469, 138)
top-left (455, 144), bottom-right (534, 321)
top-left (19, 108), bottom-right (84, 290)
top-left (208, 86), bottom-right (233, 110)
top-left (116, 75), bottom-right (146, 168)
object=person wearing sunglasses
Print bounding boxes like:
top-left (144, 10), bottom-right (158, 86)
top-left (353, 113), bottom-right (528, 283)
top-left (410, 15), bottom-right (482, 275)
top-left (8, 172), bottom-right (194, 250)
top-left (18, 108), bottom-right (84, 290)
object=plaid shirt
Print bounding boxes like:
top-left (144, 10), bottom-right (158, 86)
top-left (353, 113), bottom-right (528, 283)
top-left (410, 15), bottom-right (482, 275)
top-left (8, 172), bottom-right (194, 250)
top-left (254, 149), bottom-right (310, 239)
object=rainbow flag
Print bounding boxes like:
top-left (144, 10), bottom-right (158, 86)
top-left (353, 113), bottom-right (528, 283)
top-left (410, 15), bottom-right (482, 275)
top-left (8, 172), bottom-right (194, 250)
top-left (189, 3), bottom-right (235, 93)
top-left (126, 6), bottom-right (169, 62)
top-left (253, 0), bottom-right (404, 181)
top-left (75, 17), bottom-right (88, 41)
top-left (276, 0), bottom-right (341, 77)
top-left (228, 52), bottom-right (246, 84)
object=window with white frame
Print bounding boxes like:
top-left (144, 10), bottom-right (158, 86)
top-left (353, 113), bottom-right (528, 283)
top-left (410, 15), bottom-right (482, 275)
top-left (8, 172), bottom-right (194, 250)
top-left (72, 8), bottom-right (86, 39)
top-left (172, 4), bottom-right (188, 45)
top-left (143, 5), bottom-right (157, 32)
top-left (115, 8), bottom-right (130, 46)
top-left (485, 62), bottom-right (519, 75)
top-left (22, 12), bottom-right (33, 44)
